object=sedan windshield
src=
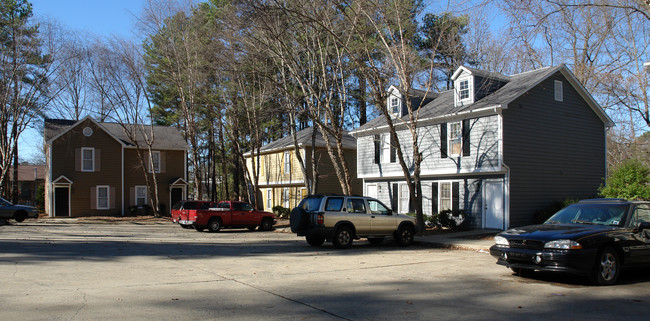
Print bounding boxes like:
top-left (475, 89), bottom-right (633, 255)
top-left (545, 203), bottom-right (628, 226)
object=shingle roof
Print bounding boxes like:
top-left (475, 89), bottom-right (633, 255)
top-left (353, 65), bottom-right (562, 133)
top-left (248, 127), bottom-right (356, 155)
top-left (44, 118), bottom-right (188, 150)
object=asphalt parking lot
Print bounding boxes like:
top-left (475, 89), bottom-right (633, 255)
top-left (1, 221), bottom-right (649, 320)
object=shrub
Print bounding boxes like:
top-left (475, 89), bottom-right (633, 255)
top-left (599, 159), bottom-right (650, 201)
top-left (533, 199), bottom-right (579, 224)
top-left (272, 205), bottom-right (290, 218)
top-left (431, 209), bottom-right (466, 231)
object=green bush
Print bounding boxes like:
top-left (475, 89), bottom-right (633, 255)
top-left (533, 199), bottom-right (579, 224)
top-left (431, 209), bottom-right (466, 231)
top-left (599, 159), bottom-right (650, 201)
top-left (272, 205), bottom-right (290, 218)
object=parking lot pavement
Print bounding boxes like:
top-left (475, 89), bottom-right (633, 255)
top-left (2, 222), bottom-right (650, 321)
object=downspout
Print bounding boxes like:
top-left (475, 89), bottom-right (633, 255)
top-left (121, 146), bottom-right (124, 216)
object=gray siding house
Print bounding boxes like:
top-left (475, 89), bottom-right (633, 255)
top-left (350, 65), bottom-right (614, 229)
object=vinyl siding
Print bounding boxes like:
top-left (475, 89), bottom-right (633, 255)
top-left (503, 72), bottom-right (606, 227)
top-left (124, 149), bottom-right (186, 215)
top-left (50, 119), bottom-right (122, 216)
top-left (247, 146), bottom-right (361, 211)
top-left (357, 115), bottom-right (500, 178)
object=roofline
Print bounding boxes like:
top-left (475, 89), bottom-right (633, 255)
top-left (350, 105), bottom-right (504, 136)
top-left (244, 143), bottom-right (357, 157)
top-left (45, 116), bottom-right (127, 147)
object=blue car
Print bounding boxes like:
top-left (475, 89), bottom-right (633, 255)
top-left (490, 199), bottom-right (650, 285)
top-left (0, 197), bottom-right (38, 222)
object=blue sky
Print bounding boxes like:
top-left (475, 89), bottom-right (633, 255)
top-left (21, 0), bottom-right (147, 162)
top-left (30, 0), bottom-right (145, 39)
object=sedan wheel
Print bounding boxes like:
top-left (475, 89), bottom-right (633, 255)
top-left (14, 211), bottom-right (27, 223)
top-left (593, 247), bottom-right (620, 286)
top-left (332, 226), bottom-right (353, 249)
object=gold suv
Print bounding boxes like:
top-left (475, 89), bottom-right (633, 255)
top-left (290, 195), bottom-right (417, 249)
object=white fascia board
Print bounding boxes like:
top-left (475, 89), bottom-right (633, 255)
top-left (357, 166), bottom-right (505, 179)
top-left (351, 105), bottom-right (503, 137)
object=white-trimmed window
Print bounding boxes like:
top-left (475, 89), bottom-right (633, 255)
top-left (283, 151), bottom-right (291, 174)
top-left (448, 122), bottom-right (462, 156)
top-left (554, 80), bottom-right (563, 101)
top-left (267, 189), bottom-right (272, 209)
top-left (81, 147), bottom-right (95, 172)
top-left (455, 76), bottom-right (473, 106)
top-left (399, 184), bottom-right (410, 214)
top-left (391, 96), bottom-right (400, 115)
top-left (282, 188), bottom-right (290, 208)
top-left (459, 79), bottom-right (470, 100)
top-left (439, 182), bottom-right (452, 212)
top-left (97, 186), bottom-right (109, 210)
top-left (150, 151), bottom-right (161, 173)
top-left (135, 186), bottom-right (147, 206)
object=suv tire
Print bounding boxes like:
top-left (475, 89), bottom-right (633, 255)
top-left (396, 225), bottom-right (414, 246)
top-left (306, 235), bottom-right (325, 247)
top-left (332, 226), bottom-right (353, 249)
top-left (290, 207), bottom-right (307, 232)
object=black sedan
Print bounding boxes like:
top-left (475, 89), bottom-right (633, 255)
top-left (490, 198), bottom-right (650, 285)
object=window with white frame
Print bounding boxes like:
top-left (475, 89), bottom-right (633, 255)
top-left (135, 186), bottom-right (147, 206)
top-left (554, 80), bottom-right (563, 101)
top-left (439, 182), bottom-right (452, 212)
top-left (459, 79), bottom-right (470, 100)
top-left (448, 122), bottom-right (462, 156)
top-left (150, 151), bottom-right (161, 173)
top-left (81, 147), bottom-right (94, 172)
top-left (381, 134), bottom-right (395, 163)
top-left (97, 186), bottom-right (109, 210)
top-left (391, 96), bottom-right (400, 115)
top-left (267, 189), bottom-right (272, 209)
top-left (283, 188), bottom-right (290, 208)
top-left (399, 184), bottom-right (410, 214)
top-left (283, 151), bottom-right (290, 174)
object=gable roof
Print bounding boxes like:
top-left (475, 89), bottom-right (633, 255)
top-left (352, 65), bottom-right (614, 135)
top-left (44, 116), bottom-right (189, 150)
top-left (244, 127), bottom-right (356, 156)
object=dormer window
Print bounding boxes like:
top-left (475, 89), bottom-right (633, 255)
top-left (459, 80), bottom-right (470, 100)
top-left (455, 76), bottom-right (473, 106)
top-left (391, 96), bottom-right (400, 115)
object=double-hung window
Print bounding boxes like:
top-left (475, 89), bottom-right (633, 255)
top-left (459, 79), bottom-right (470, 100)
top-left (439, 182), bottom-right (452, 212)
top-left (448, 122), bottom-right (462, 156)
top-left (81, 147), bottom-right (94, 172)
top-left (391, 97), bottom-right (400, 115)
top-left (135, 186), bottom-right (147, 206)
top-left (150, 151), bottom-right (161, 173)
top-left (97, 186), bottom-right (109, 210)
top-left (283, 151), bottom-right (291, 174)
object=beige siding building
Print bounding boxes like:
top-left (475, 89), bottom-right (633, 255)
top-left (245, 128), bottom-right (360, 212)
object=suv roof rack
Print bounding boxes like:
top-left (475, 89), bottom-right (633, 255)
top-left (578, 198), bottom-right (628, 204)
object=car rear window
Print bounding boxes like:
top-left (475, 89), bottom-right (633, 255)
top-left (299, 197), bottom-right (323, 212)
top-left (182, 202), bottom-right (198, 210)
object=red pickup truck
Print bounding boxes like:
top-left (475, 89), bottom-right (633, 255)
top-left (178, 201), bottom-right (276, 232)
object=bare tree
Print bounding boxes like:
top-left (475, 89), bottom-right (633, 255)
top-left (0, 4), bottom-right (63, 201)
top-left (86, 38), bottom-right (163, 216)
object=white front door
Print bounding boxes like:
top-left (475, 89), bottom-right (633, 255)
top-left (366, 184), bottom-right (377, 199)
top-left (484, 180), bottom-right (504, 229)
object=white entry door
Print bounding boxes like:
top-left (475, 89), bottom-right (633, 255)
top-left (366, 184), bottom-right (377, 199)
top-left (484, 180), bottom-right (505, 229)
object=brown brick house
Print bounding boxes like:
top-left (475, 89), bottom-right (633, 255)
top-left (44, 116), bottom-right (189, 217)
